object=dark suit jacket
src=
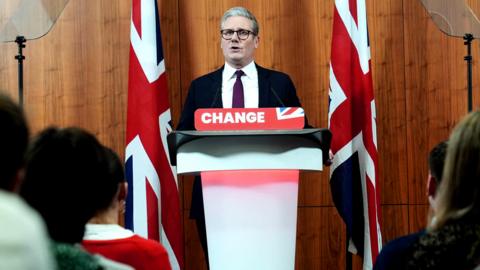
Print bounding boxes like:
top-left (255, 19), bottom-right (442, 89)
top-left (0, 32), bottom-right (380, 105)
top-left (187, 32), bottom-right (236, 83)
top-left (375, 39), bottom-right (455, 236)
top-left (373, 230), bottom-right (425, 270)
top-left (177, 64), bottom-right (304, 130)
top-left (176, 63), bottom-right (308, 219)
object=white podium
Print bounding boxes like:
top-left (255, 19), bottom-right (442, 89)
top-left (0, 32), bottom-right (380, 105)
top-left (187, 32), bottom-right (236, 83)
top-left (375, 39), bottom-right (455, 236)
top-left (168, 128), bottom-right (331, 270)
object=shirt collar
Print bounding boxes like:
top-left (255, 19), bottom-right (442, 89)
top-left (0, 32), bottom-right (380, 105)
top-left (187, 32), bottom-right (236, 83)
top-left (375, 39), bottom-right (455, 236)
top-left (223, 61), bottom-right (257, 81)
top-left (83, 224), bottom-right (134, 240)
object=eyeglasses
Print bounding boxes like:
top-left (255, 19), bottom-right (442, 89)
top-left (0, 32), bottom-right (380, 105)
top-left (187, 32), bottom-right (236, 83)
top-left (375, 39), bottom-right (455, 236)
top-left (220, 29), bottom-right (255, 40)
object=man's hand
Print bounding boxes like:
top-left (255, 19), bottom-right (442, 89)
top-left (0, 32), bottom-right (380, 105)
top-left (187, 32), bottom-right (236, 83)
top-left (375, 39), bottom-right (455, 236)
top-left (325, 150), bottom-right (334, 166)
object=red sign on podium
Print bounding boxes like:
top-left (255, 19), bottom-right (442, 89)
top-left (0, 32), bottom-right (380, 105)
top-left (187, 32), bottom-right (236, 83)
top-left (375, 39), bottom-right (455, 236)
top-left (194, 107), bottom-right (305, 131)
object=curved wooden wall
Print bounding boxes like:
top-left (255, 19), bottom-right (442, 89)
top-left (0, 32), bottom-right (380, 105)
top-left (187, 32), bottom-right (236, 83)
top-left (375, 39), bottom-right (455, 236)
top-left (0, 0), bottom-right (479, 269)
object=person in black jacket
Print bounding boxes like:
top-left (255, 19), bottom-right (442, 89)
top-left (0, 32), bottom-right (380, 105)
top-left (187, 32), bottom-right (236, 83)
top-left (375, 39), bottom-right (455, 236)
top-left (373, 141), bottom-right (447, 270)
top-left (406, 111), bottom-right (480, 269)
top-left (176, 6), bottom-right (307, 265)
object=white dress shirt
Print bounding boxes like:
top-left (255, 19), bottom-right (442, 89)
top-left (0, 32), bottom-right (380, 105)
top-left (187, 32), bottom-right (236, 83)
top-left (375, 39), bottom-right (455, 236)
top-left (84, 224), bottom-right (135, 241)
top-left (222, 61), bottom-right (259, 108)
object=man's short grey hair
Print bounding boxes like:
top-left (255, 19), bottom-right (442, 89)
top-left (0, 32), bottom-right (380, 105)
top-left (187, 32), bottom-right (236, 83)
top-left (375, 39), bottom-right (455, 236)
top-left (220, 7), bottom-right (259, 35)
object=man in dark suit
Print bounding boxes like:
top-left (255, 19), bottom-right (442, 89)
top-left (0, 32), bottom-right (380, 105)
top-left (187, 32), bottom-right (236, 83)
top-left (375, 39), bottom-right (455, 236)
top-left (177, 7), bottom-right (305, 130)
top-left (177, 64), bottom-right (303, 130)
top-left (176, 6), bottom-right (307, 266)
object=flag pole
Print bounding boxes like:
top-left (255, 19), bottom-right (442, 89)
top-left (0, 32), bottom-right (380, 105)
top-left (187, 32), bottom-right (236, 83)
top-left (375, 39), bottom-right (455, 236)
top-left (14, 36), bottom-right (26, 107)
top-left (464, 33), bottom-right (473, 112)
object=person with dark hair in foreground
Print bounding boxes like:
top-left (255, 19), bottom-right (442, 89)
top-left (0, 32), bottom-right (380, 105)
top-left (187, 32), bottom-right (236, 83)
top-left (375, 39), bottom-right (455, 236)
top-left (83, 147), bottom-right (172, 270)
top-left (0, 93), bottom-right (29, 192)
top-left (20, 127), bottom-right (132, 270)
top-left (0, 93), bottom-right (55, 270)
top-left (374, 141), bottom-right (448, 270)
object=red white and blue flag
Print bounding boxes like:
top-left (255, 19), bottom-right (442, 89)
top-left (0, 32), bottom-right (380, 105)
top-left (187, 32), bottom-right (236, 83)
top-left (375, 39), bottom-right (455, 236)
top-left (328, 0), bottom-right (382, 269)
top-left (125, 0), bottom-right (183, 269)
top-left (276, 107), bottom-right (305, 120)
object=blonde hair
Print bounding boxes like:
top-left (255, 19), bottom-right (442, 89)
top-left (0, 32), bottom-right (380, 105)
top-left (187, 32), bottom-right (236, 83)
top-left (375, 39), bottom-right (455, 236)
top-left (429, 111), bottom-right (480, 231)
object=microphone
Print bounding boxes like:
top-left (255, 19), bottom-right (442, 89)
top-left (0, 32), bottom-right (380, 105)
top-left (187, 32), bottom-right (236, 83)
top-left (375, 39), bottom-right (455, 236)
top-left (209, 86), bottom-right (222, 108)
top-left (270, 87), bottom-right (285, 107)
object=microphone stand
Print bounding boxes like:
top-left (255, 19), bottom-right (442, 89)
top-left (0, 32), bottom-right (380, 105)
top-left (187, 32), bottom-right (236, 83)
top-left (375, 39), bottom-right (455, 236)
top-left (15, 36), bottom-right (26, 107)
top-left (464, 33), bottom-right (473, 112)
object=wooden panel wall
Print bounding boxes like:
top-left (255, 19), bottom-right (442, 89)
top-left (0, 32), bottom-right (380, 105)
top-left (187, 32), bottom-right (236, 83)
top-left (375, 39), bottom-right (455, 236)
top-left (0, 0), bottom-right (478, 269)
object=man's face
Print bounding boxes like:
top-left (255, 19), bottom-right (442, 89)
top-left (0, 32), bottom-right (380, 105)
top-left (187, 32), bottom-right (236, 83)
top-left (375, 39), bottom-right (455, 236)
top-left (221, 16), bottom-right (259, 68)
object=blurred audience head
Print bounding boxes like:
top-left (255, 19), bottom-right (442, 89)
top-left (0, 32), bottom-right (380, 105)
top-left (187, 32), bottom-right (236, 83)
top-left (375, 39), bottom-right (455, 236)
top-left (20, 127), bottom-right (110, 244)
top-left (89, 146), bottom-right (127, 222)
top-left (0, 93), bottom-right (29, 191)
top-left (428, 140), bottom-right (448, 183)
top-left (427, 140), bottom-right (448, 208)
top-left (430, 111), bottom-right (480, 230)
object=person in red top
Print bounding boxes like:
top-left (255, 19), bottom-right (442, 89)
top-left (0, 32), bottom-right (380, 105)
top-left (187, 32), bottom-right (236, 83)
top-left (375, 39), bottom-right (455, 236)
top-left (82, 147), bottom-right (172, 270)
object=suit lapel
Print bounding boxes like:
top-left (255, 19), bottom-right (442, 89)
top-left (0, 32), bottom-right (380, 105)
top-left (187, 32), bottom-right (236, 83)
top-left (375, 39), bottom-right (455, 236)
top-left (210, 64), bottom-right (272, 108)
top-left (256, 64), bottom-right (271, 108)
top-left (208, 67), bottom-right (224, 108)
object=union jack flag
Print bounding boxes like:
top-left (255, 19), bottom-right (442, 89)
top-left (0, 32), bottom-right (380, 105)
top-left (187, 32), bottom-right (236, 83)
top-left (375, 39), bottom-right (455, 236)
top-left (276, 107), bottom-right (304, 120)
top-left (125, 0), bottom-right (183, 269)
top-left (328, 0), bottom-right (382, 269)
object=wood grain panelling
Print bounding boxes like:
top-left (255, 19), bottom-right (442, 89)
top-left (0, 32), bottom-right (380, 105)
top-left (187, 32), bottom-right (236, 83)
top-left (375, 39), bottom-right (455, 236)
top-left (296, 207), bottom-right (346, 270)
top-left (380, 205), bottom-right (409, 243)
top-left (409, 205), bottom-right (429, 233)
top-left (158, 0), bottom-right (182, 215)
top-left (0, 44), bottom-right (17, 98)
top-left (368, 0), bottom-right (408, 206)
top-left (404, 0), bottom-right (472, 205)
top-left (1, 0), bottom-right (478, 269)
top-left (0, 0), bottom-right (131, 157)
top-left (178, 0), bottom-right (224, 91)
top-left (183, 210), bottom-right (208, 270)
top-left (182, 175), bottom-right (195, 211)
top-left (404, 0), bottom-right (435, 206)
top-left (158, 0), bottom-right (181, 130)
